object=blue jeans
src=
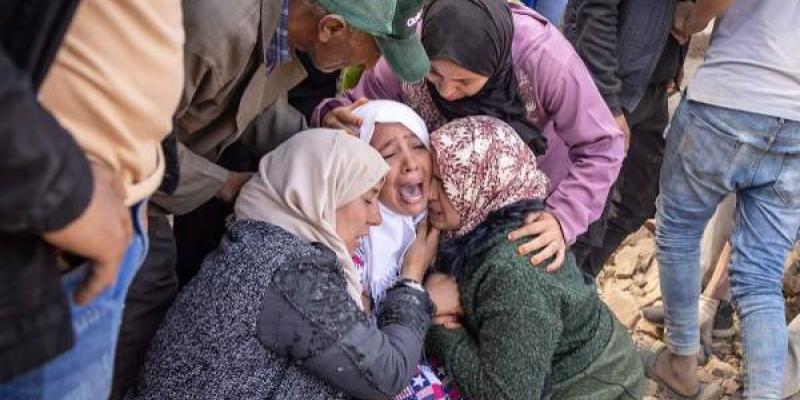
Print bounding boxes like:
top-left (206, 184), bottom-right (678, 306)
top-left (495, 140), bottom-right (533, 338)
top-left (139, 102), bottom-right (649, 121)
top-left (520, 0), bottom-right (567, 25)
top-left (534, 0), bottom-right (567, 25)
top-left (656, 98), bottom-right (800, 399)
top-left (0, 203), bottom-right (149, 400)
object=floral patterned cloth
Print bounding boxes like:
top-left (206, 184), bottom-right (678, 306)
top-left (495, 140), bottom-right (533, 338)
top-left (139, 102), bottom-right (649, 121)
top-left (429, 116), bottom-right (549, 237)
top-left (394, 359), bottom-right (464, 400)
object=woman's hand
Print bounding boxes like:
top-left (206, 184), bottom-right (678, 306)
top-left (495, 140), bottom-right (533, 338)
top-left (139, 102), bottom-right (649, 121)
top-left (425, 272), bottom-right (463, 325)
top-left (432, 313), bottom-right (463, 330)
top-left (401, 219), bottom-right (440, 282)
top-left (322, 98), bottom-right (370, 136)
top-left (508, 210), bottom-right (566, 272)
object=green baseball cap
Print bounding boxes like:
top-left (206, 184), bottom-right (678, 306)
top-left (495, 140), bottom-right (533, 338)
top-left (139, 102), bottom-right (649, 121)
top-left (317, 0), bottom-right (430, 82)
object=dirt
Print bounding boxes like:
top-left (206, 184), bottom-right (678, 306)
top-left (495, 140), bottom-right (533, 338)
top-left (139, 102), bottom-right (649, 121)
top-left (598, 221), bottom-right (800, 399)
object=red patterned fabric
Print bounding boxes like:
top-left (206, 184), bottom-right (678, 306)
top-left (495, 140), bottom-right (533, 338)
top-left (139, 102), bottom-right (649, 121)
top-left (430, 116), bottom-right (549, 237)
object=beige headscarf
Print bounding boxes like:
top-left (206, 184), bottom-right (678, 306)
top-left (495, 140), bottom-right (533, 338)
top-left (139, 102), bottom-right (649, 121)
top-left (234, 129), bottom-right (390, 308)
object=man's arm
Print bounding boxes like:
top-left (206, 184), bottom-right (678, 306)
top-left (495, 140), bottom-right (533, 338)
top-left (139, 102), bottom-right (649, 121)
top-left (673, 0), bottom-right (735, 41)
top-left (0, 50), bottom-right (93, 233)
top-left (0, 49), bottom-right (132, 304)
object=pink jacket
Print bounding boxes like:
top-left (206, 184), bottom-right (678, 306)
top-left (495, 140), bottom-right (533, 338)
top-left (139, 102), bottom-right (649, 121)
top-left (313, 5), bottom-right (623, 244)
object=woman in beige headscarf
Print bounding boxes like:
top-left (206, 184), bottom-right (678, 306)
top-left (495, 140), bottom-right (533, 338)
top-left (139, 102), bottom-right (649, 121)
top-left (130, 129), bottom-right (438, 400)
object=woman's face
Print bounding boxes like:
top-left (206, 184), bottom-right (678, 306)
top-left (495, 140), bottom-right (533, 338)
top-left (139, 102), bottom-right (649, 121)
top-left (426, 59), bottom-right (490, 101)
top-left (427, 152), bottom-right (461, 231)
top-left (335, 180), bottom-right (384, 253)
top-left (370, 123), bottom-right (432, 217)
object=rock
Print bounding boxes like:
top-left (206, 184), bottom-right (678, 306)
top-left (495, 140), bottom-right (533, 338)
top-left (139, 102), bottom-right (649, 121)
top-left (721, 379), bottom-right (741, 396)
top-left (643, 271), bottom-right (660, 296)
top-left (633, 272), bottom-right (648, 288)
top-left (643, 379), bottom-right (660, 396)
top-left (697, 368), bottom-right (715, 384)
top-left (636, 319), bottom-right (662, 339)
top-left (699, 380), bottom-right (725, 400)
top-left (637, 287), bottom-right (662, 308)
top-left (784, 274), bottom-right (800, 296)
top-left (603, 288), bottom-right (641, 328)
top-left (613, 245), bottom-right (640, 279)
top-left (707, 356), bottom-right (739, 379)
top-left (617, 278), bottom-right (634, 292)
top-left (637, 237), bottom-right (657, 269)
top-left (622, 226), bottom-right (654, 247)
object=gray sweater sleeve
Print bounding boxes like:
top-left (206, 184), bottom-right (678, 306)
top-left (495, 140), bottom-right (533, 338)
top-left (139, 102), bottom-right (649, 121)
top-left (256, 250), bottom-right (433, 399)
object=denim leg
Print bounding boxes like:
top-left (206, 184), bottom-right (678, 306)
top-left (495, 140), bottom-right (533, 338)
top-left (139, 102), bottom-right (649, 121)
top-left (0, 203), bottom-right (149, 400)
top-left (534, 0), bottom-right (567, 25)
top-left (729, 152), bottom-right (800, 399)
top-left (656, 99), bottom-right (733, 356)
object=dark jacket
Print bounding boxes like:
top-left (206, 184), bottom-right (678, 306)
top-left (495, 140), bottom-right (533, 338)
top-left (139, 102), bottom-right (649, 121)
top-left (0, 0), bottom-right (90, 383)
top-left (562, 0), bottom-right (684, 114)
top-left (426, 200), bottom-right (641, 399)
top-left (129, 220), bottom-right (433, 400)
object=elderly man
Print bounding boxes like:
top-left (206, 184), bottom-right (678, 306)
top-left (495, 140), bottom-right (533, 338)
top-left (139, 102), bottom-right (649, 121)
top-left (110, 0), bottom-right (431, 397)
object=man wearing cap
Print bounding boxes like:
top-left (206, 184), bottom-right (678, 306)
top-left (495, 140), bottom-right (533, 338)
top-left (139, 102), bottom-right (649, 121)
top-left (109, 0), bottom-right (429, 397)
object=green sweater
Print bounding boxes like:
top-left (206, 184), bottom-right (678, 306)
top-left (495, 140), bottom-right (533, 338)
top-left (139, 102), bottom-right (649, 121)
top-left (426, 229), bottom-right (613, 400)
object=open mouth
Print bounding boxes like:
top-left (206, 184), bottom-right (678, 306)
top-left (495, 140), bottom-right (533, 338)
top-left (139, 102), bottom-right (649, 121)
top-left (398, 177), bottom-right (425, 205)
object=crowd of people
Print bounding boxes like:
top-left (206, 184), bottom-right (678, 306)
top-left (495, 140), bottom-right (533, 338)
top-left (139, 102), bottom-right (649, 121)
top-left (0, 0), bottom-right (797, 399)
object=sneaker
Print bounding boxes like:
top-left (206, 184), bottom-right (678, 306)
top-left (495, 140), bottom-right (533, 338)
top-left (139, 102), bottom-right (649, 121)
top-left (712, 300), bottom-right (735, 338)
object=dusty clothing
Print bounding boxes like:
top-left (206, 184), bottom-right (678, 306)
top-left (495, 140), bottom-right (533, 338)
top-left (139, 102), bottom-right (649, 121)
top-left (128, 220), bottom-right (433, 400)
top-left (39, 0), bottom-right (185, 204)
top-left (156, 0), bottom-right (308, 215)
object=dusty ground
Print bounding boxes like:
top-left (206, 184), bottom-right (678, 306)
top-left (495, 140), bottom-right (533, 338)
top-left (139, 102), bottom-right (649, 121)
top-left (598, 222), bottom-right (800, 400)
top-left (597, 28), bottom-right (800, 399)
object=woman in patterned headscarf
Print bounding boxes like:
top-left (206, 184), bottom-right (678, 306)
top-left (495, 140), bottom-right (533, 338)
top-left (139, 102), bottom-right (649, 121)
top-left (423, 116), bottom-right (643, 400)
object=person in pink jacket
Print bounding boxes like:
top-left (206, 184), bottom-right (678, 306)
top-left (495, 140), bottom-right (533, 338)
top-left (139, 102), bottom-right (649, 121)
top-left (314, 0), bottom-right (623, 270)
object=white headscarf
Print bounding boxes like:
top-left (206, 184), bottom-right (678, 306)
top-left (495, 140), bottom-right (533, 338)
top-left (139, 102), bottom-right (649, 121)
top-left (353, 100), bottom-right (430, 310)
top-left (234, 129), bottom-right (389, 308)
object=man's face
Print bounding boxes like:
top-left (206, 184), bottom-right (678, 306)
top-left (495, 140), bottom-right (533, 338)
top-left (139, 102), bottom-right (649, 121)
top-left (306, 15), bottom-right (381, 72)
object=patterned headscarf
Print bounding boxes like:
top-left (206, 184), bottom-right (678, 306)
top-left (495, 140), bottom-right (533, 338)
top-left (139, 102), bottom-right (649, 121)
top-left (430, 116), bottom-right (549, 238)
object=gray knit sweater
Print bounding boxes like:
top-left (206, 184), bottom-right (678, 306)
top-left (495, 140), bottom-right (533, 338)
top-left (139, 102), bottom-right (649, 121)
top-left (127, 220), bottom-right (433, 400)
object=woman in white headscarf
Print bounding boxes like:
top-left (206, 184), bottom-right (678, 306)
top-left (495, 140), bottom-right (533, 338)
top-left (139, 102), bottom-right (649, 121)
top-left (351, 100), bottom-right (433, 311)
top-left (129, 130), bottom-right (438, 400)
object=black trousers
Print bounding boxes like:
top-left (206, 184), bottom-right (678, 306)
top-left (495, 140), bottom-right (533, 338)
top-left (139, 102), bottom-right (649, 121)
top-left (110, 214), bottom-right (178, 400)
top-left (572, 84), bottom-right (670, 277)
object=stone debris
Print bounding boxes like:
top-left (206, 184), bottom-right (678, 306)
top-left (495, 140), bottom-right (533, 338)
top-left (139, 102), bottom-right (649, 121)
top-left (597, 220), bottom-right (800, 399)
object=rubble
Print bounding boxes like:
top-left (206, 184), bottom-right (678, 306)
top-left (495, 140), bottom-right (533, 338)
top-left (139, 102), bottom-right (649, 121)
top-left (597, 220), bottom-right (800, 399)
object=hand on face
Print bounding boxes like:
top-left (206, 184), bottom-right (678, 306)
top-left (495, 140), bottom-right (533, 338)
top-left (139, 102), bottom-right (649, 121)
top-left (400, 219), bottom-right (440, 282)
top-left (323, 98), bottom-right (370, 135)
top-left (371, 123), bottom-right (432, 217)
top-left (425, 272), bottom-right (463, 329)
